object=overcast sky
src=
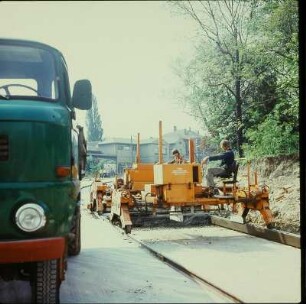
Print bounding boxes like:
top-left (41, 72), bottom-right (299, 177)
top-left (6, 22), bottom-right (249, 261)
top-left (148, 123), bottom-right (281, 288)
top-left (0, 1), bottom-right (201, 139)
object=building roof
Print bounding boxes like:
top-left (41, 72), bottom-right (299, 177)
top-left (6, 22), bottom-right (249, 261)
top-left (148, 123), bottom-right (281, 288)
top-left (98, 137), bottom-right (169, 145)
top-left (163, 127), bottom-right (201, 144)
top-left (87, 141), bottom-right (101, 149)
top-left (140, 137), bottom-right (168, 145)
top-left (99, 138), bottom-right (135, 145)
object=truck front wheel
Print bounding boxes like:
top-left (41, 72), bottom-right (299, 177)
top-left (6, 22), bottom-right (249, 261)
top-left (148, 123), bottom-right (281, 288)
top-left (68, 206), bottom-right (81, 256)
top-left (32, 259), bottom-right (60, 304)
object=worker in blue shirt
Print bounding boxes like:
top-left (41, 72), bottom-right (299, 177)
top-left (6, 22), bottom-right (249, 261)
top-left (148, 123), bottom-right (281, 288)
top-left (201, 139), bottom-right (235, 191)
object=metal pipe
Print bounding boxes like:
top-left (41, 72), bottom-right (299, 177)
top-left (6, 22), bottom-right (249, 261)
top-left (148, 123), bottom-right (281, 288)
top-left (247, 160), bottom-right (251, 193)
top-left (136, 132), bottom-right (141, 164)
top-left (130, 135), bottom-right (133, 165)
top-left (158, 120), bottom-right (163, 164)
top-left (189, 139), bottom-right (195, 163)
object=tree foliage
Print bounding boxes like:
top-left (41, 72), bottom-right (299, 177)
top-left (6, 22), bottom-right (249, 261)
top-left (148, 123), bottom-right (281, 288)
top-left (86, 94), bottom-right (103, 142)
top-left (168, 0), bottom-right (299, 158)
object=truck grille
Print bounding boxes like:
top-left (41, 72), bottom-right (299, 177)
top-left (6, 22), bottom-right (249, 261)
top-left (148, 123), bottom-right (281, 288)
top-left (0, 135), bottom-right (9, 161)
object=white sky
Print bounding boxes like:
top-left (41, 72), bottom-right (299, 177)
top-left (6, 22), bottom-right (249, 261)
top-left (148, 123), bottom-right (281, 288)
top-left (0, 1), bottom-right (201, 139)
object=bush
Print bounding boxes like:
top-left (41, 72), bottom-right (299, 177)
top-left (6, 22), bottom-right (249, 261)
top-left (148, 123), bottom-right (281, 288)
top-left (243, 114), bottom-right (299, 159)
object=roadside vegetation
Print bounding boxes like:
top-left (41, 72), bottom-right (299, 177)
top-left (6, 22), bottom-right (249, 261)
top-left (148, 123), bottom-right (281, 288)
top-left (168, 0), bottom-right (298, 159)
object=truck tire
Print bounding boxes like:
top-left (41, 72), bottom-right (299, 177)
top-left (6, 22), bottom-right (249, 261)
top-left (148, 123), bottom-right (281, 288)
top-left (32, 259), bottom-right (60, 304)
top-left (68, 206), bottom-right (81, 256)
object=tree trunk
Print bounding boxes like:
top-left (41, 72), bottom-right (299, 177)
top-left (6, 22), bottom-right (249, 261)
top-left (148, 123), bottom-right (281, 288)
top-left (235, 48), bottom-right (243, 157)
top-left (235, 78), bottom-right (243, 157)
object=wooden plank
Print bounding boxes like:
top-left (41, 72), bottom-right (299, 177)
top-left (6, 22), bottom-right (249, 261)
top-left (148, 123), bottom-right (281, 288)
top-left (210, 215), bottom-right (300, 248)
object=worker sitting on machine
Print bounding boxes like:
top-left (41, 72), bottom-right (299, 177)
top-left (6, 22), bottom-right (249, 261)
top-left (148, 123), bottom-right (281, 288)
top-left (201, 139), bottom-right (235, 195)
top-left (168, 149), bottom-right (187, 164)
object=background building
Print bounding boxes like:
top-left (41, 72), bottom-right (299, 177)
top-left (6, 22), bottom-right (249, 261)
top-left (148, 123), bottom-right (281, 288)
top-left (87, 126), bottom-right (203, 174)
top-left (163, 126), bottom-right (203, 162)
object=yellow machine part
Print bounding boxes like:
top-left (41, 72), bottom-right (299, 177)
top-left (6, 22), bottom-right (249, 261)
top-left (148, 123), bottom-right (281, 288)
top-left (162, 184), bottom-right (196, 204)
top-left (124, 163), bottom-right (154, 191)
top-left (151, 163), bottom-right (203, 205)
top-left (153, 163), bottom-right (202, 185)
top-left (92, 182), bottom-right (108, 196)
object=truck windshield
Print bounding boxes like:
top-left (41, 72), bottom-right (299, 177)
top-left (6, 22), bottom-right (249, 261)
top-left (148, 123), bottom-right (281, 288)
top-left (0, 44), bottom-right (59, 100)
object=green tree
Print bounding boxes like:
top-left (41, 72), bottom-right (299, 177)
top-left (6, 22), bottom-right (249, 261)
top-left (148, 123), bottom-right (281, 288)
top-left (169, 0), bottom-right (256, 157)
top-left (169, 0), bottom-right (298, 158)
top-left (86, 94), bottom-right (103, 142)
top-left (242, 0), bottom-right (299, 157)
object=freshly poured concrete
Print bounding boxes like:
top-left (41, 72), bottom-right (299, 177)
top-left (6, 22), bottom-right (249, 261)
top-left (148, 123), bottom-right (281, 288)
top-left (60, 210), bottom-right (232, 303)
top-left (132, 225), bottom-right (301, 303)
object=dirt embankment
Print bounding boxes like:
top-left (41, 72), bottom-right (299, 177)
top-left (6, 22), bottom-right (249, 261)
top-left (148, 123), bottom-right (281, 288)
top-left (239, 154), bottom-right (300, 234)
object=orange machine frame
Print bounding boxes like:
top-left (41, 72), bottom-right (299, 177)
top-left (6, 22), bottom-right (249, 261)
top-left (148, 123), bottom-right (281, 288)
top-left (110, 133), bottom-right (155, 233)
top-left (109, 121), bottom-right (274, 233)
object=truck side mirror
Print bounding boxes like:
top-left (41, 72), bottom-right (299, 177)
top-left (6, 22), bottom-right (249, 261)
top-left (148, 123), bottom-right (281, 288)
top-left (72, 79), bottom-right (92, 110)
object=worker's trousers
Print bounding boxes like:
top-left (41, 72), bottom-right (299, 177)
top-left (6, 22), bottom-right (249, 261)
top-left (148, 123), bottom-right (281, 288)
top-left (205, 167), bottom-right (227, 187)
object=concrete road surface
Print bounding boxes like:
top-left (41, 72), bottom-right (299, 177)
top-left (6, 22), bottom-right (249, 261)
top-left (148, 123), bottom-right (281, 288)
top-left (0, 181), bottom-right (231, 303)
top-left (60, 209), bottom-right (231, 303)
top-left (132, 225), bottom-right (302, 303)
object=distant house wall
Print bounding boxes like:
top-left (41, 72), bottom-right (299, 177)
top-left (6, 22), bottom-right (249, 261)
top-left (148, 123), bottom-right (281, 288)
top-left (97, 143), bottom-right (116, 156)
top-left (140, 143), bottom-right (157, 163)
top-left (140, 143), bottom-right (168, 163)
top-left (116, 144), bottom-right (135, 173)
top-left (164, 128), bottom-right (203, 162)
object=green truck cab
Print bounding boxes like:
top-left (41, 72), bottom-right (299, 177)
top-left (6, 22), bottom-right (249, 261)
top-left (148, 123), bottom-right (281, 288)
top-left (0, 38), bottom-right (92, 303)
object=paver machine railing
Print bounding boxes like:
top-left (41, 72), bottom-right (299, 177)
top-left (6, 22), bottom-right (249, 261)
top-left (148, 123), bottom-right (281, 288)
top-left (138, 121), bottom-right (274, 229)
top-left (109, 120), bottom-right (274, 233)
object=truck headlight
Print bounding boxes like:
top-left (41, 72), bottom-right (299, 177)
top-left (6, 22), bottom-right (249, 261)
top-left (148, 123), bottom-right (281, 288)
top-left (15, 203), bottom-right (46, 232)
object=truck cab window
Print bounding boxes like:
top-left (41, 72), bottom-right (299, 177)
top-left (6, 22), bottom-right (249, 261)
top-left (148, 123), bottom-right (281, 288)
top-left (0, 79), bottom-right (38, 96)
top-left (0, 45), bottom-right (59, 100)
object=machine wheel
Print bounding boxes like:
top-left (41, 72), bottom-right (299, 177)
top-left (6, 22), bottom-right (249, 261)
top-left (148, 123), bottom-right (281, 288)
top-left (68, 206), bottom-right (81, 256)
top-left (111, 214), bottom-right (121, 226)
top-left (31, 259), bottom-right (60, 304)
top-left (267, 222), bottom-right (275, 229)
top-left (92, 199), bottom-right (97, 212)
top-left (124, 225), bottom-right (132, 234)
